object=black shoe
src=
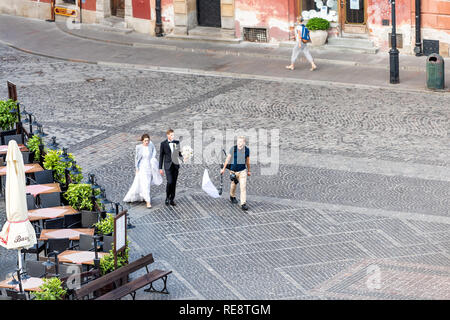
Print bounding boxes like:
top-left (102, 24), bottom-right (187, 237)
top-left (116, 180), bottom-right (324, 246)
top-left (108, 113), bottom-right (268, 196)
top-left (230, 196), bottom-right (238, 204)
top-left (170, 200), bottom-right (176, 206)
top-left (165, 198), bottom-right (169, 205)
top-left (241, 203), bottom-right (248, 211)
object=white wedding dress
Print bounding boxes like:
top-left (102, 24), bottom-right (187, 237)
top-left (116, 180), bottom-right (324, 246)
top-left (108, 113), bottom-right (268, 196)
top-left (123, 147), bottom-right (162, 203)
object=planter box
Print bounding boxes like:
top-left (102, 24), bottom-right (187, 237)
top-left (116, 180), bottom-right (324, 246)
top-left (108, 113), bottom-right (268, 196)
top-left (310, 30), bottom-right (328, 47)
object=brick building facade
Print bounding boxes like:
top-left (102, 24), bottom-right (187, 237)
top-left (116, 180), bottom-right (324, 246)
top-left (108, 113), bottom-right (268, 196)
top-left (0, 0), bottom-right (449, 55)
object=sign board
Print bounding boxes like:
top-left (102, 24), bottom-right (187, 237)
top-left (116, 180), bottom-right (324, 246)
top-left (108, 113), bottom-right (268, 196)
top-left (320, 6), bottom-right (328, 18)
top-left (7, 81), bottom-right (17, 101)
top-left (350, 0), bottom-right (359, 10)
top-left (113, 210), bottom-right (127, 269)
top-left (54, 6), bottom-right (77, 17)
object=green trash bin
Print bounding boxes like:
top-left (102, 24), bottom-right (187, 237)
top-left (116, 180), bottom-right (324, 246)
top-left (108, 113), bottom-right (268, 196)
top-left (426, 53), bottom-right (445, 90)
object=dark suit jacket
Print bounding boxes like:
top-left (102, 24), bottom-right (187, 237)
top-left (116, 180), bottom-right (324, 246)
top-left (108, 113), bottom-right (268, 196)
top-left (159, 139), bottom-right (183, 170)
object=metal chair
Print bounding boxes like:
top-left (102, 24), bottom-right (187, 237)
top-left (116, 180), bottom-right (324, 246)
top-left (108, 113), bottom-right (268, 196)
top-left (4, 133), bottom-right (24, 145)
top-left (102, 235), bottom-right (114, 253)
top-left (5, 289), bottom-right (27, 300)
top-left (77, 234), bottom-right (95, 251)
top-left (25, 260), bottom-right (47, 278)
top-left (0, 129), bottom-right (17, 145)
top-left (34, 170), bottom-right (54, 184)
top-left (46, 238), bottom-right (72, 257)
top-left (22, 241), bottom-right (46, 263)
top-left (81, 210), bottom-right (98, 228)
top-left (21, 151), bottom-right (33, 164)
top-left (26, 194), bottom-right (37, 210)
top-left (39, 192), bottom-right (61, 208)
top-left (64, 213), bottom-right (81, 229)
top-left (44, 217), bottom-right (64, 229)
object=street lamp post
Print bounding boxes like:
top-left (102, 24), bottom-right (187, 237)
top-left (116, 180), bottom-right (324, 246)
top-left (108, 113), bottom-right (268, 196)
top-left (389, 0), bottom-right (400, 84)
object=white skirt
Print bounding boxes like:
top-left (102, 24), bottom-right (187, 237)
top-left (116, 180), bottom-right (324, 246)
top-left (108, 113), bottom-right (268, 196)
top-left (123, 158), bottom-right (162, 203)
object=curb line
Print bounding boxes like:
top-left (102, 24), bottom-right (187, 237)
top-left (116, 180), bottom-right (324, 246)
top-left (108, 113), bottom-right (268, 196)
top-left (56, 24), bottom-right (427, 72)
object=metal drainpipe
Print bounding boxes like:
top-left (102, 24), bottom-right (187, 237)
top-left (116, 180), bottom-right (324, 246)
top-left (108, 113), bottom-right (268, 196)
top-left (414, 0), bottom-right (422, 56)
top-left (155, 0), bottom-right (163, 37)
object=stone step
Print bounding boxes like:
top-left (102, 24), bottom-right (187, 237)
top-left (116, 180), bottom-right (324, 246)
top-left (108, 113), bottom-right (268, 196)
top-left (322, 44), bottom-right (379, 54)
top-left (188, 26), bottom-right (235, 37)
top-left (165, 33), bottom-right (241, 44)
top-left (327, 37), bottom-right (375, 48)
top-left (88, 23), bottom-right (133, 34)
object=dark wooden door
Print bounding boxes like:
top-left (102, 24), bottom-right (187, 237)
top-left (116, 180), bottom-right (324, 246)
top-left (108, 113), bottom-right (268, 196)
top-left (111, 0), bottom-right (125, 18)
top-left (197, 0), bottom-right (221, 28)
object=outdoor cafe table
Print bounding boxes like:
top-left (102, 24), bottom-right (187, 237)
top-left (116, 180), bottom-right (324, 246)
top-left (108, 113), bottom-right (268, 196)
top-left (0, 163), bottom-right (43, 176)
top-left (28, 206), bottom-right (78, 222)
top-left (39, 228), bottom-right (95, 241)
top-left (26, 182), bottom-right (61, 197)
top-left (58, 250), bottom-right (108, 266)
top-left (0, 277), bottom-right (44, 292)
top-left (0, 144), bottom-right (28, 155)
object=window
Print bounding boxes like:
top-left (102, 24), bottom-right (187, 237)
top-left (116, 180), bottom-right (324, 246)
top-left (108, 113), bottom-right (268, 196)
top-left (63, 0), bottom-right (76, 4)
top-left (301, 0), bottom-right (338, 22)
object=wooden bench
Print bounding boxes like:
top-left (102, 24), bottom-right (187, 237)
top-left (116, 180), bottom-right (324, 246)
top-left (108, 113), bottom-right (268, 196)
top-left (73, 253), bottom-right (171, 300)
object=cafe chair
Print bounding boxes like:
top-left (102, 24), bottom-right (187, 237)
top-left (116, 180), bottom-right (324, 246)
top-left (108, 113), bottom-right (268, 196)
top-left (76, 234), bottom-right (96, 251)
top-left (81, 210), bottom-right (98, 228)
top-left (34, 170), bottom-right (54, 184)
top-left (25, 260), bottom-right (47, 278)
top-left (22, 241), bottom-right (46, 263)
top-left (5, 289), bottom-right (27, 300)
top-left (39, 192), bottom-right (61, 208)
top-left (26, 193), bottom-right (37, 210)
top-left (46, 238), bottom-right (73, 257)
top-left (64, 213), bottom-right (82, 229)
top-left (4, 133), bottom-right (24, 145)
top-left (102, 235), bottom-right (114, 253)
top-left (0, 129), bottom-right (17, 145)
top-left (43, 217), bottom-right (65, 229)
top-left (58, 264), bottom-right (81, 279)
top-left (21, 151), bottom-right (33, 164)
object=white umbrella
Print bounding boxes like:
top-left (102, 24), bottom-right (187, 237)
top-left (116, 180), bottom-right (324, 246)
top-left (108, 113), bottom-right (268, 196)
top-left (0, 140), bottom-right (37, 290)
top-left (201, 169), bottom-right (220, 198)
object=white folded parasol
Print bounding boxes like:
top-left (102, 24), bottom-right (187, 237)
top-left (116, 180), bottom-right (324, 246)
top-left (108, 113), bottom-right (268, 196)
top-left (0, 140), bottom-right (37, 290)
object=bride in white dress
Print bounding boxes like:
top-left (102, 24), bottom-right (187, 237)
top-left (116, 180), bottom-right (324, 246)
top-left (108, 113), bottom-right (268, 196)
top-left (123, 133), bottom-right (162, 208)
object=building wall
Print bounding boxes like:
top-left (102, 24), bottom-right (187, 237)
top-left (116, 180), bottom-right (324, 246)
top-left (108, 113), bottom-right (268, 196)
top-left (234, 0), bottom-right (295, 42)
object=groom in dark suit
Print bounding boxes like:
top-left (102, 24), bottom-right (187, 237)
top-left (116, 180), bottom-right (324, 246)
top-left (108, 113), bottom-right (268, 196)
top-left (159, 129), bottom-right (183, 206)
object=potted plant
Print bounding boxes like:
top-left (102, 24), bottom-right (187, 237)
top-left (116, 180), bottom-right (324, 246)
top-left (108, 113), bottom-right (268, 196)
top-left (31, 277), bottom-right (67, 300)
top-left (98, 241), bottom-right (130, 295)
top-left (306, 17), bottom-right (330, 46)
top-left (94, 213), bottom-right (115, 236)
top-left (26, 134), bottom-right (42, 162)
top-left (64, 183), bottom-right (101, 211)
top-left (43, 149), bottom-right (83, 184)
top-left (99, 242), bottom-right (130, 276)
top-left (0, 99), bottom-right (19, 131)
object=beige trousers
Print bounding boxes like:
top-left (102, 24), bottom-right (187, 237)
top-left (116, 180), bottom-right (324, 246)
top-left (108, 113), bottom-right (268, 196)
top-left (230, 169), bottom-right (247, 205)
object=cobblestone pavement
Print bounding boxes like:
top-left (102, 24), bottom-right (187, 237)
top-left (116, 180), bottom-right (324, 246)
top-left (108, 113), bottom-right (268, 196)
top-left (1, 43), bottom-right (450, 300)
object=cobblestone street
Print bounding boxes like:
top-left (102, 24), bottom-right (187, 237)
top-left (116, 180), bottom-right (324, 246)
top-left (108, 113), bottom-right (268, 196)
top-left (1, 41), bottom-right (450, 300)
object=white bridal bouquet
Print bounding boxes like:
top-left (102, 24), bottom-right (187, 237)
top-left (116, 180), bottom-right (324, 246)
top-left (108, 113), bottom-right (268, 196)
top-left (181, 145), bottom-right (194, 162)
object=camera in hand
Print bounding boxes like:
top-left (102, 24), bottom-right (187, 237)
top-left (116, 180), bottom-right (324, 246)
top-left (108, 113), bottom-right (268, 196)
top-left (230, 172), bottom-right (239, 185)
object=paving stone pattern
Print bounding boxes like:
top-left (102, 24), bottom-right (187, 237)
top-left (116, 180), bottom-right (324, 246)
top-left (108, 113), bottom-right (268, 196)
top-left (1, 44), bottom-right (450, 299)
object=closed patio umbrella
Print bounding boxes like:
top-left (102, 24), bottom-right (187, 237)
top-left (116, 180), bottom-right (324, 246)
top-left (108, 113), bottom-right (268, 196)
top-left (0, 140), bottom-right (37, 291)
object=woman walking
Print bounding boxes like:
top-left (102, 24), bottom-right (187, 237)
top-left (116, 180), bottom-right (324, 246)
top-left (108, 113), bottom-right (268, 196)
top-left (123, 133), bottom-right (160, 208)
top-left (286, 16), bottom-right (317, 71)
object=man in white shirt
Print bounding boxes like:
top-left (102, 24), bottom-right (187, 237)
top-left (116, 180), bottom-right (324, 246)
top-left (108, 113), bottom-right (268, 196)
top-left (286, 16), bottom-right (317, 71)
